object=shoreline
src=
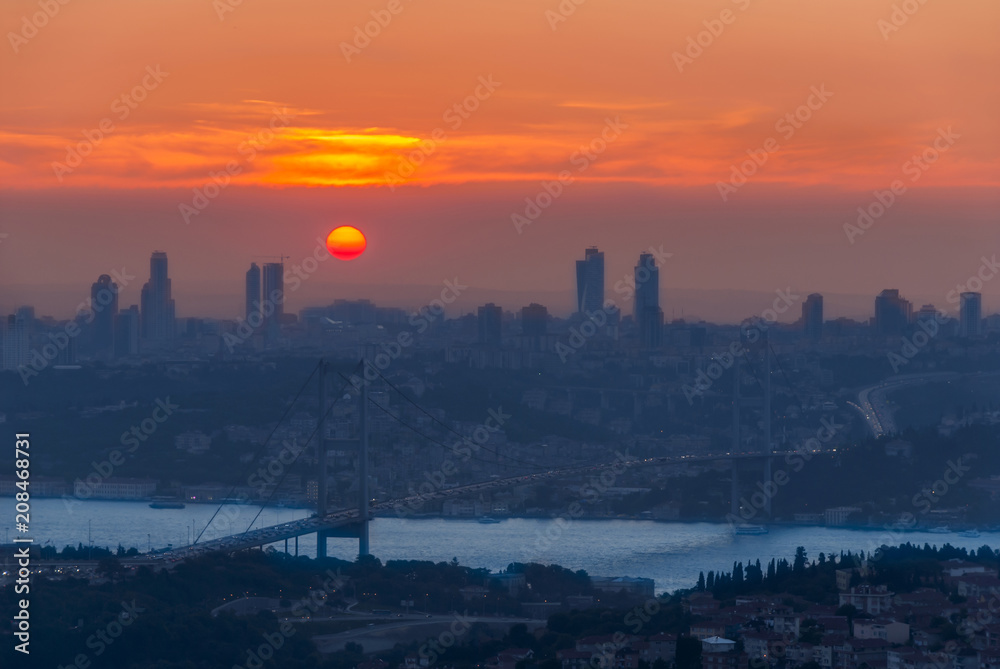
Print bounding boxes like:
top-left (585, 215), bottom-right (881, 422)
top-left (13, 497), bottom-right (998, 535)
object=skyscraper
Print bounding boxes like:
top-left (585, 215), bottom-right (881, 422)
top-left (90, 274), bottom-right (119, 355)
top-left (874, 289), bottom-right (911, 336)
top-left (140, 251), bottom-right (175, 341)
top-left (576, 247), bottom-right (604, 314)
top-left (245, 263), bottom-right (261, 324)
top-left (801, 293), bottom-right (823, 340)
top-left (634, 252), bottom-right (662, 348)
top-left (959, 292), bottom-right (982, 338)
top-left (1, 309), bottom-right (31, 371)
top-left (521, 303), bottom-right (548, 337)
top-left (477, 303), bottom-right (502, 346)
top-left (114, 305), bottom-right (140, 357)
top-left (262, 262), bottom-right (284, 338)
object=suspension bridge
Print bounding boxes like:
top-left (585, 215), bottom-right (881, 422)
top-left (161, 328), bottom-right (819, 561)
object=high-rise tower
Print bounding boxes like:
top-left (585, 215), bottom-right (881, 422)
top-left (576, 247), bottom-right (604, 314)
top-left (245, 263), bottom-right (261, 324)
top-left (140, 251), bottom-right (175, 340)
top-left (90, 274), bottom-right (119, 354)
top-left (634, 252), bottom-right (662, 348)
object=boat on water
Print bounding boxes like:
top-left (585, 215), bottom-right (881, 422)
top-left (734, 524), bottom-right (768, 535)
top-left (958, 529), bottom-right (980, 538)
top-left (149, 502), bottom-right (186, 509)
top-left (928, 526), bottom-right (951, 534)
top-left (477, 516), bottom-right (502, 524)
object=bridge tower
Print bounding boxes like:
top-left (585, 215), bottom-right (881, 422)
top-left (731, 325), bottom-right (773, 520)
top-left (316, 358), bottom-right (371, 559)
top-left (731, 355), bottom-right (741, 516)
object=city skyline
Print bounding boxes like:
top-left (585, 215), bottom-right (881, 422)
top-left (2, 246), bottom-right (995, 370)
top-left (1, 1), bottom-right (998, 321)
top-left (3, 2), bottom-right (999, 666)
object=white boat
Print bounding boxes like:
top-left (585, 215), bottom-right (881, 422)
top-left (928, 526), bottom-right (951, 534)
top-left (734, 524), bottom-right (768, 535)
top-left (958, 529), bottom-right (980, 538)
top-left (477, 516), bottom-right (502, 524)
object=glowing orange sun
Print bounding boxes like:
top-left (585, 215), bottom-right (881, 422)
top-left (326, 226), bottom-right (367, 260)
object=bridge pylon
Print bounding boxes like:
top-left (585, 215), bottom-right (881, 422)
top-left (315, 358), bottom-right (370, 560)
top-left (731, 325), bottom-right (773, 521)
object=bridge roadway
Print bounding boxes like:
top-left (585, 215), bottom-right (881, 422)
top-left (164, 449), bottom-right (817, 560)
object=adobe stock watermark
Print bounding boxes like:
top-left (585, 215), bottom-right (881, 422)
top-left (531, 451), bottom-right (634, 556)
top-left (56, 600), bottom-right (145, 669)
top-left (716, 85), bottom-right (833, 202)
top-left (418, 612), bottom-right (474, 666)
top-left (383, 75), bottom-right (502, 190)
top-left (179, 108), bottom-right (293, 224)
top-left (877, 0), bottom-right (932, 40)
top-left (682, 289), bottom-right (800, 403)
top-left (247, 437), bottom-right (306, 497)
top-left (62, 398), bottom-right (179, 513)
top-left (393, 406), bottom-right (511, 517)
top-left (511, 116), bottom-right (628, 234)
top-left (223, 238), bottom-right (334, 351)
top-left (844, 126), bottom-right (959, 244)
top-left (345, 278), bottom-right (468, 391)
top-left (575, 598), bottom-right (664, 669)
top-left (945, 254), bottom-right (999, 306)
top-left (340, 0), bottom-right (415, 62)
top-left (192, 437), bottom-right (314, 543)
top-left (556, 246), bottom-right (672, 362)
top-left (213, 0), bottom-right (248, 21)
top-left (52, 66), bottom-right (170, 182)
top-left (887, 254), bottom-right (997, 372)
top-left (886, 312), bottom-right (949, 373)
top-left (8, 0), bottom-right (71, 54)
top-left (17, 267), bottom-right (136, 386)
top-left (853, 454), bottom-right (975, 575)
top-left (726, 416), bottom-right (844, 527)
top-left (672, 0), bottom-right (753, 73)
top-left (232, 569), bottom-right (346, 669)
top-left (544, 0), bottom-right (587, 31)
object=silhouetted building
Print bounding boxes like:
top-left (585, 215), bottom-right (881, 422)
top-left (576, 247), bottom-right (604, 314)
top-left (477, 303), bottom-right (502, 346)
top-left (874, 289), bottom-right (911, 336)
top-left (262, 262), bottom-right (284, 338)
top-left (330, 299), bottom-right (376, 325)
top-left (90, 274), bottom-right (119, 355)
top-left (959, 292), bottom-right (982, 338)
top-left (916, 304), bottom-right (940, 323)
top-left (801, 293), bottom-right (823, 340)
top-left (1, 308), bottom-right (31, 370)
top-left (245, 263), bottom-right (261, 324)
top-left (634, 253), bottom-right (662, 348)
top-left (114, 305), bottom-right (140, 357)
top-left (140, 251), bottom-right (175, 340)
top-left (521, 303), bottom-right (548, 337)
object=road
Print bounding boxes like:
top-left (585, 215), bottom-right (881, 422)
top-left (853, 372), bottom-right (959, 437)
top-left (162, 448), bottom-right (831, 560)
top-left (312, 615), bottom-right (544, 654)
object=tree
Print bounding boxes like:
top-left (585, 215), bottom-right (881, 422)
top-left (798, 619), bottom-right (822, 645)
top-left (836, 604), bottom-right (859, 636)
top-left (675, 637), bottom-right (702, 669)
top-left (793, 547), bottom-right (808, 573)
top-left (696, 572), bottom-right (705, 591)
top-left (97, 556), bottom-right (125, 584)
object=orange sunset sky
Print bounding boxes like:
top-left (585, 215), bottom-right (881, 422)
top-left (1, 0), bottom-right (998, 321)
